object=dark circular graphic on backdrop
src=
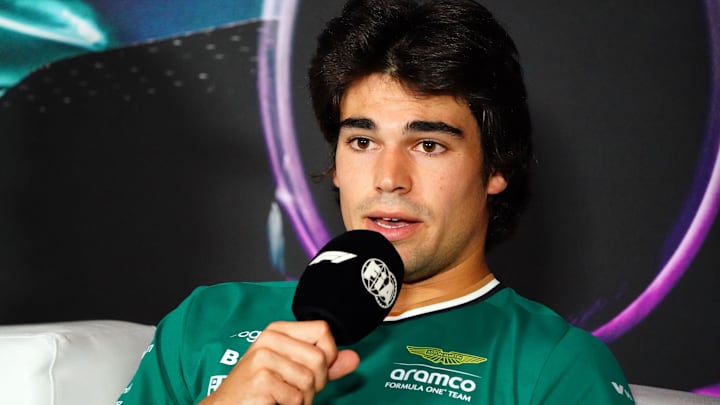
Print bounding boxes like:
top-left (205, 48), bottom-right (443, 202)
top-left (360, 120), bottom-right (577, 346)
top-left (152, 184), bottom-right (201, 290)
top-left (257, 0), bottom-right (720, 348)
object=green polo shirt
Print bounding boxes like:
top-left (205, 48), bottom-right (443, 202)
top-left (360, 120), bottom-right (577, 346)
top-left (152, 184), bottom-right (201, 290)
top-left (117, 280), bottom-right (635, 404)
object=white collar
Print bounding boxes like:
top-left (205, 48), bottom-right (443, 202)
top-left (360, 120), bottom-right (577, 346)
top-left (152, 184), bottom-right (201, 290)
top-left (383, 278), bottom-right (500, 322)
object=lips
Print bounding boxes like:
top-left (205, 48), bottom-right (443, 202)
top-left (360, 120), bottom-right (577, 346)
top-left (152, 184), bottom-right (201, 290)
top-left (373, 217), bottom-right (412, 229)
top-left (363, 210), bottom-right (421, 241)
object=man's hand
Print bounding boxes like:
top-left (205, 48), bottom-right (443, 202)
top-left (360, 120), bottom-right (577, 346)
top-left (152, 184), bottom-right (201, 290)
top-left (198, 320), bottom-right (360, 405)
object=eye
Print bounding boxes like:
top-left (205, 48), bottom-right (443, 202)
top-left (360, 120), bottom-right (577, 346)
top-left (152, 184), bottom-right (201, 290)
top-left (422, 141), bottom-right (437, 153)
top-left (415, 140), bottom-right (446, 155)
top-left (349, 137), bottom-right (374, 151)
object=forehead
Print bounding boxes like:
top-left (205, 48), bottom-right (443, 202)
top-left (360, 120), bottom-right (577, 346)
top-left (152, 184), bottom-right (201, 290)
top-left (339, 73), bottom-right (476, 127)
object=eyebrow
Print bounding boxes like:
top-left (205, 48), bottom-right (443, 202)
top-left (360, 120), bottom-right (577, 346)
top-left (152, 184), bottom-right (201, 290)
top-left (339, 118), bottom-right (463, 137)
top-left (339, 118), bottom-right (374, 130)
top-left (407, 121), bottom-right (463, 136)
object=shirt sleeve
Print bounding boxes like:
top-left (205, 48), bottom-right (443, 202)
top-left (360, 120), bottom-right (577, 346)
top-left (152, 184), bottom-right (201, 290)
top-left (529, 327), bottom-right (636, 404)
top-left (116, 287), bottom-right (207, 405)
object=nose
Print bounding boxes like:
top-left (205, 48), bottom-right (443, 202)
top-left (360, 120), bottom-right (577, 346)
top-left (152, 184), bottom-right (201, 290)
top-left (374, 146), bottom-right (412, 194)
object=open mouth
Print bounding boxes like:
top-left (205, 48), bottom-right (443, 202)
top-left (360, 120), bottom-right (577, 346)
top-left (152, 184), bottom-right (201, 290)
top-left (373, 217), bottom-right (412, 229)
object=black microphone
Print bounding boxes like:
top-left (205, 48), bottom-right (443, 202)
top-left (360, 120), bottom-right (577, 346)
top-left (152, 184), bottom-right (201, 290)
top-left (292, 230), bottom-right (404, 346)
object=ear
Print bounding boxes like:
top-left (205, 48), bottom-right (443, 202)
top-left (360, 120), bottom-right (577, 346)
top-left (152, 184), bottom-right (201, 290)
top-left (332, 169), bottom-right (339, 188)
top-left (487, 172), bottom-right (508, 195)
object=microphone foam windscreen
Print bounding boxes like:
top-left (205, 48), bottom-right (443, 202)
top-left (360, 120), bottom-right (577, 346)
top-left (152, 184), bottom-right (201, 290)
top-left (292, 230), bottom-right (404, 346)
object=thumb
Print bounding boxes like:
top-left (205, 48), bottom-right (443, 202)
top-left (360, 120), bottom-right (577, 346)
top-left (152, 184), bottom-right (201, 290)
top-left (328, 349), bottom-right (360, 381)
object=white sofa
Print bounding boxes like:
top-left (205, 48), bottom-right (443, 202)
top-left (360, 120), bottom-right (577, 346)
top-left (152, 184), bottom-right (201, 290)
top-left (0, 320), bottom-right (717, 404)
top-left (0, 320), bottom-right (154, 405)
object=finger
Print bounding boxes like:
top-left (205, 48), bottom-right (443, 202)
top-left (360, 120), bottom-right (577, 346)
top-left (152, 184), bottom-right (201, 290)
top-left (328, 349), bottom-right (360, 381)
top-left (253, 325), bottom-right (334, 391)
top-left (262, 367), bottom-right (314, 405)
top-left (211, 367), bottom-right (307, 405)
top-left (264, 320), bottom-right (335, 348)
top-left (235, 347), bottom-right (317, 405)
top-left (263, 320), bottom-right (339, 367)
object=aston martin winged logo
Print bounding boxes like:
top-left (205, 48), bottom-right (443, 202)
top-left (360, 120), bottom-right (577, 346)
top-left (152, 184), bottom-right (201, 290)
top-left (406, 346), bottom-right (487, 366)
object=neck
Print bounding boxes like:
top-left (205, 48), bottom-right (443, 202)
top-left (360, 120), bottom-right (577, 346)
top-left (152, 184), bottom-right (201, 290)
top-left (389, 266), bottom-right (495, 316)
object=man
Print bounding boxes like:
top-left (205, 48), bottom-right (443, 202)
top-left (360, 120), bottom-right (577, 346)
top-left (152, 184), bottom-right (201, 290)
top-left (118, 0), bottom-right (635, 403)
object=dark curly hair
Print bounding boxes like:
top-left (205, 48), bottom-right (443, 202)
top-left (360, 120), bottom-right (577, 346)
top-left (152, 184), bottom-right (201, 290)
top-left (308, 0), bottom-right (533, 250)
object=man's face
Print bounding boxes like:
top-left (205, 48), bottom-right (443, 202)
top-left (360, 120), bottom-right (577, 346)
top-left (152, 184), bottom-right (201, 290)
top-left (333, 73), bottom-right (507, 282)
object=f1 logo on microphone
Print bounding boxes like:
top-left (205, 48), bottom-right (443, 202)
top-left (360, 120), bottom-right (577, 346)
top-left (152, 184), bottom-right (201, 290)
top-left (309, 251), bottom-right (357, 265)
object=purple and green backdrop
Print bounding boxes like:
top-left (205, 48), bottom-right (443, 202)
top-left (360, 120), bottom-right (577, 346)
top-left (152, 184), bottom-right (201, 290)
top-left (0, 0), bottom-right (718, 396)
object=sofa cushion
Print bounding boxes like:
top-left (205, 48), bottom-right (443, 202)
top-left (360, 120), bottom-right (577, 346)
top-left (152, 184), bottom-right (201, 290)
top-left (0, 320), bottom-right (154, 405)
top-left (630, 384), bottom-right (720, 404)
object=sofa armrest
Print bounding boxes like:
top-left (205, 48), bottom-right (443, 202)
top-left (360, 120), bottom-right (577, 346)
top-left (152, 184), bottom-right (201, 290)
top-left (0, 320), bottom-right (155, 405)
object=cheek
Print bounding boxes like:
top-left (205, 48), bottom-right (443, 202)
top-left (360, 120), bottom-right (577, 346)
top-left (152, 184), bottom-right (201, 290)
top-left (333, 167), bottom-right (356, 220)
top-left (333, 165), bottom-right (350, 191)
top-left (443, 176), bottom-right (487, 216)
top-left (334, 155), bottom-right (367, 192)
top-left (337, 190), bottom-right (363, 230)
top-left (333, 150), bottom-right (352, 187)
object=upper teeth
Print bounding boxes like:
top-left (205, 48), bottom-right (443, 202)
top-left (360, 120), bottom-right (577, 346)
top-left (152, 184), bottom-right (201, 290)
top-left (382, 217), bottom-right (399, 222)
